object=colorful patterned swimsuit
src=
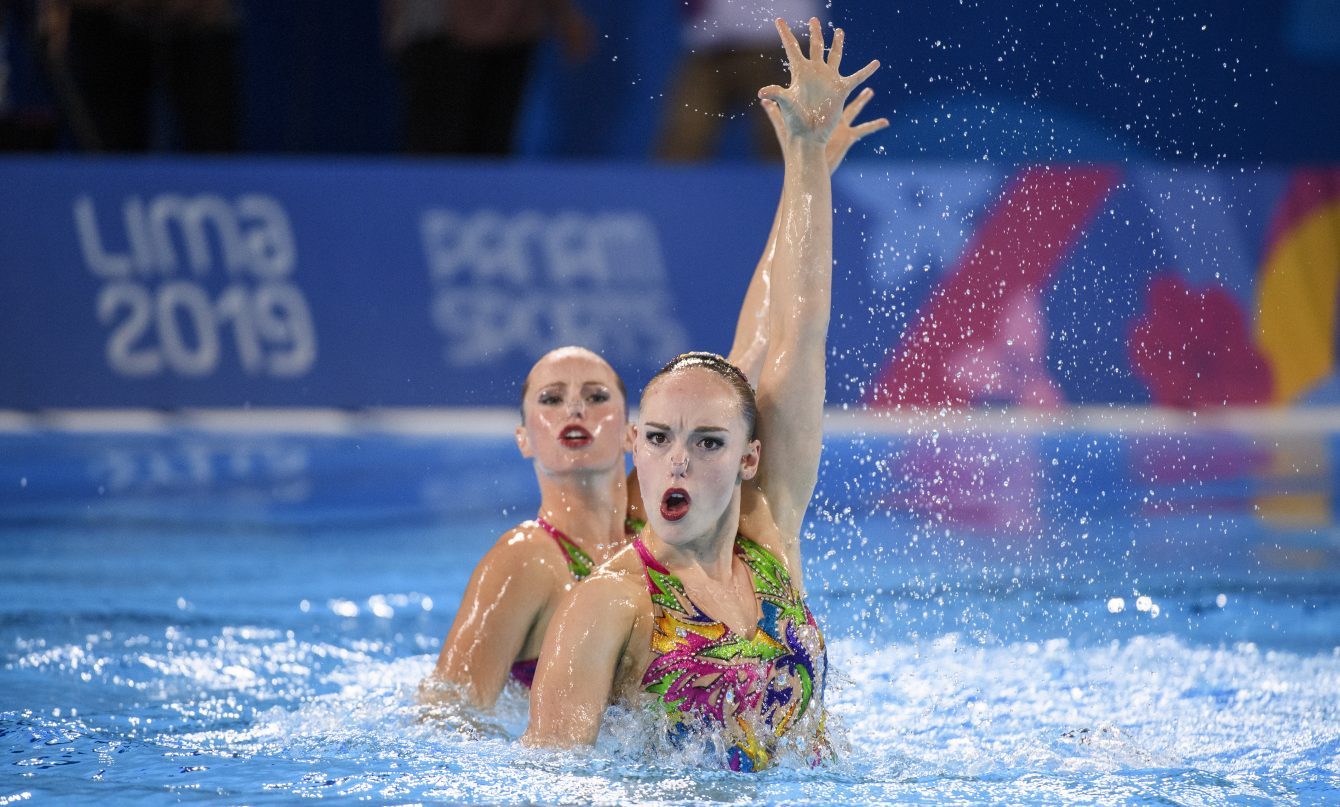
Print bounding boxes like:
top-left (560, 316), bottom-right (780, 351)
top-left (508, 518), bottom-right (594, 687)
top-left (635, 536), bottom-right (827, 772)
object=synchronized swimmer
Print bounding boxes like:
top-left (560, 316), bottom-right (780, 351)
top-left (424, 18), bottom-right (882, 770)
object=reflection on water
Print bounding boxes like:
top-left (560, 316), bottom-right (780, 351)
top-left (1, 426), bottom-right (1338, 803)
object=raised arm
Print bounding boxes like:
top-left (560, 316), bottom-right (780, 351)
top-left (523, 574), bottom-right (637, 747)
top-left (727, 89), bottom-right (889, 384)
top-left (750, 20), bottom-right (879, 544)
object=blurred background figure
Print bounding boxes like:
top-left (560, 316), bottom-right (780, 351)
top-left (656, 0), bottom-right (820, 162)
top-left (382, 0), bottom-right (593, 156)
top-left (0, 0), bottom-right (58, 148)
top-left (38, 0), bottom-right (242, 152)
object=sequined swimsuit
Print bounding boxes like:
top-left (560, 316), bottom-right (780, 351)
top-left (635, 536), bottom-right (827, 772)
top-left (508, 518), bottom-right (594, 687)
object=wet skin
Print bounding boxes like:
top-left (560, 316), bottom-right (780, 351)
top-left (425, 15), bottom-right (888, 720)
top-left (524, 18), bottom-right (879, 751)
top-left (427, 347), bottom-right (631, 708)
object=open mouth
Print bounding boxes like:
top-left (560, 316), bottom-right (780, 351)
top-left (558, 425), bottom-right (593, 448)
top-left (660, 488), bottom-right (691, 522)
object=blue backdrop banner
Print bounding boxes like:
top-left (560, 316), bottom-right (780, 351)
top-left (1, 158), bottom-right (785, 407)
top-left (3, 158), bottom-right (1339, 409)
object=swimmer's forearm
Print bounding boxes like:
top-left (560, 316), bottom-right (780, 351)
top-left (736, 90), bottom-right (882, 383)
top-left (727, 201), bottom-right (777, 384)
top-left (774, 142), bottom-right (833, 344)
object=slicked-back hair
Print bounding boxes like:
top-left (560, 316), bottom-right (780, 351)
top-left (643, 352), bottom-right (758, 440)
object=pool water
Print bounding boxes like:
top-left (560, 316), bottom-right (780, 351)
top-left (2, 419), bottom-right (1339, 804)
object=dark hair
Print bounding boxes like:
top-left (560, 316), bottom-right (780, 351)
top-left (644, 352), bottom-right (758, 440)
top-left (519, 348), bottom-right (628, 423)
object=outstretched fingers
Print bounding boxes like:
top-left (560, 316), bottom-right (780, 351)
top-left (845, 58), bottom-right (881, 89)
top-left (829, 28), bottom-right (845, 70)
top-left (842, 87), bottom-right (874, 125)
top-left (852, 117), bottom-right (890, 140)
top-left (765, 19), bottom-right (881, 145)
top-left (774, 18), bottom-right (803, 68)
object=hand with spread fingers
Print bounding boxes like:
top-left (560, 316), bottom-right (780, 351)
top-left (763, 85), bottom-right (889, 174)
top-left (757, 17), bottom-right (881, 146)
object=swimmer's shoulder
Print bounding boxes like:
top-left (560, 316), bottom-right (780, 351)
top-left (586, 541), bottom-right (648, 587)
top-left (474, 521), bottom-right (570, 585)
top-left (553, 545), bottom-right (648, 674)
top-left (564, 544), bottom-right (649, 621)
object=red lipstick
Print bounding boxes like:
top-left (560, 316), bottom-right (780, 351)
top-left (558, 424), bottom-right (593, 448)
top-left (660, 488), bottom-right (691, 521)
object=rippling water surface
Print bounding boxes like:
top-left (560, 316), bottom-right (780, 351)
top-left (2, 427), bottom-right (1338, 804)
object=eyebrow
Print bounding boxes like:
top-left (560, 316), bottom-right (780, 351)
top-left (537, 381), bottom-right (609, 391)
top-left (644, 421), bottom-right (728, 434)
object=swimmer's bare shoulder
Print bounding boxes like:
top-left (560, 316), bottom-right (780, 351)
top-left (525, 544), bottom-right (650, 747)
top-left (740, 482), bottom-right (809, 594)
top-left (582, 543), bottom-right (655, 696)
top-left (486, 521), bottom-right (580, 587)
top-left (450, 522), bottom-right (575, 625)
top-left (430, 522), bottom-right (571, 704)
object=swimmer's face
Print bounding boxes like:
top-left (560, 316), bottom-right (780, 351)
top-left (516, 348), bottom-right (629, 475)
top-left (633, 368), bottom-right (759, 544)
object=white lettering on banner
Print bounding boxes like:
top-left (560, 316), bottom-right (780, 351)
top-left (89, 440), bottom-right (311, 502)
top-left (420, 209), bottom-right (687, 366)
top-left (75, 193), bottom-right (295, 279)
top-left (74, 193), bottom-right (317, 379)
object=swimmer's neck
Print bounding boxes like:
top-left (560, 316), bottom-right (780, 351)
top-left (535, 464), bottom-right (627, 559)
top-left (643, 496), bottom-right (742, 582)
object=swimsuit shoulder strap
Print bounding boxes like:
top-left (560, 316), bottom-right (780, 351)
top-left (535, 517), bottom-right (594, 580)
top-left (633, 537), bottom-right (714, 623)
top-left (632, 536), bottom-right (668, 583)
top-left (734, 535), bottom-right (801, 605)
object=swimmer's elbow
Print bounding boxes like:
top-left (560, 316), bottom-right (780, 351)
top-left (519, 727), bottom-right (582, 750)
top-left (521, 708), bottom-right (601, 749)
top-left (420, 668), bottom-right (493, 710)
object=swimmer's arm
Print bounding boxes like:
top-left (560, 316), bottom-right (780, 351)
top-left (430, 534), bottom-right (549, 708)
top-left (727, 216), bottom-right (774, 386)
top-left (523, 574), bottom-right (636, 748)
top-left (727, 95), bottom-right (888, 385)
top-left (625, 467), bottom-right (646, 529)
top-left (754, 20), bottom-right (879, 544)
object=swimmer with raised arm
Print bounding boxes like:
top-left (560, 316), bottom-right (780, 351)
top-left (423, 19), bottom-right (885, 712)
top-left (523, 19), bottom-right (878, 770)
